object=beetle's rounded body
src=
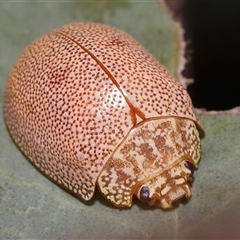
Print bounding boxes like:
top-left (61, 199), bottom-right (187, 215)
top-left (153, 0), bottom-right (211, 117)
top-left (4, 23), bottom-right (202, 208)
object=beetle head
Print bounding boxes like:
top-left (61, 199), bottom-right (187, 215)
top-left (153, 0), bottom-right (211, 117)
top-left (134, 158), bottom-right (196, 209)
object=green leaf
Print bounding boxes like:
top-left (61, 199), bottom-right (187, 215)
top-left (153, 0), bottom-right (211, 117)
top-left (0, 1), bottom-right (239, 239)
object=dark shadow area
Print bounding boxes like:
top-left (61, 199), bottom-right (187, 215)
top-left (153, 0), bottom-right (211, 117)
top-left (166, 0), bottom-right (240, 111)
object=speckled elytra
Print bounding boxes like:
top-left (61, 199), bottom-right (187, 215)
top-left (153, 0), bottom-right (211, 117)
top-left (4, 22), bottom-right (203, 209)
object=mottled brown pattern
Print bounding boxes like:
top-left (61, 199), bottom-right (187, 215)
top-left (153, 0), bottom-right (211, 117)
top-left (98, 117), bottom-right (200, 207)
top-left (153, 135), bottom-right (166, 149)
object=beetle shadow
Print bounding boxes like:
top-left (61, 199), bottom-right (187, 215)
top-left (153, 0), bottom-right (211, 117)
top-left (198, 125), bottom-right (205, 139)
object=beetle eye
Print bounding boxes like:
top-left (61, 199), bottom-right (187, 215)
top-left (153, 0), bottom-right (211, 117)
top-left (184, 161), bottom-right (195, 175)
top-left (140, 186), bottom-right (150, 203)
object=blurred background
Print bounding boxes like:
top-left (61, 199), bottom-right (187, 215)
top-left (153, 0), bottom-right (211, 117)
top-left (165, 0), bottom-right (240, 111)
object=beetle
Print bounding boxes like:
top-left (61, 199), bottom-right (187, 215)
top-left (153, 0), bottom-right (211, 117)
top-left (4, 22), bottom-right (203, 209)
